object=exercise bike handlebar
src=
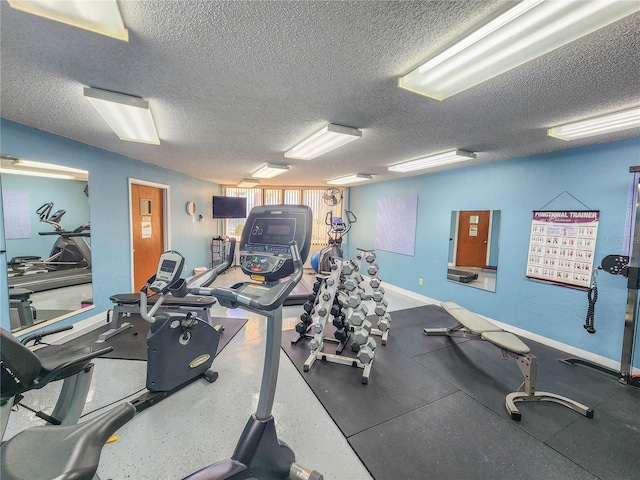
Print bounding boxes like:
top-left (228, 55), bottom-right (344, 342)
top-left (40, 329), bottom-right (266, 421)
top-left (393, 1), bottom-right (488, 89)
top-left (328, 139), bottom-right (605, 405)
top-left (36, 202), bottom-right (53, 221)
top-left (190, 242), bottom-right (304, 312)
top-left (139, 277), bottom-right (165, 324)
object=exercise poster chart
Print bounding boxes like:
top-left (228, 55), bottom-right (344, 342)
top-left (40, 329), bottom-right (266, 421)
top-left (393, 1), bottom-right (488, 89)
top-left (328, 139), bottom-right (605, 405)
top-left (526, 210), bottom-right (599, 289)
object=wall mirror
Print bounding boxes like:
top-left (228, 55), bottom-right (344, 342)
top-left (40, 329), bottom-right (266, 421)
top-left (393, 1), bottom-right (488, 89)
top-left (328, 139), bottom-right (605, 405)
top-left (448, 210), bottom-right (501, 292)
top-left (1, 155), bottom-right (92, 333)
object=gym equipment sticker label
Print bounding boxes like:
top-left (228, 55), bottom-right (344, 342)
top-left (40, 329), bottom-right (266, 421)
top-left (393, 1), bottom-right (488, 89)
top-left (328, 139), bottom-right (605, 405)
top-left (526, 211), bottom-right (599, 289)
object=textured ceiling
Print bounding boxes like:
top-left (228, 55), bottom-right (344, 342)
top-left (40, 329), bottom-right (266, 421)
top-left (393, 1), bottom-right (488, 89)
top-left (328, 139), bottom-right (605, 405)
top-left (1, 0), bottom-right (639, 187)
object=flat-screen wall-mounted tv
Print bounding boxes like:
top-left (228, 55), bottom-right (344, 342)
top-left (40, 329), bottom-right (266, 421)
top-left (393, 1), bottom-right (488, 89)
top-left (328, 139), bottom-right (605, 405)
top-left (212, 196), bottom-right (247, 219)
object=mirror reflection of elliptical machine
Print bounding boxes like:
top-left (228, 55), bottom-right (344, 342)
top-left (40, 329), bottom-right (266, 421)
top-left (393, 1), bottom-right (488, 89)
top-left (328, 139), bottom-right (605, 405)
top-left (132, 240), bottom-right (236, 413)
top-left (8, 202), bottom-right (91, 275)
top-left (185, 205), bottom-right (323, 480)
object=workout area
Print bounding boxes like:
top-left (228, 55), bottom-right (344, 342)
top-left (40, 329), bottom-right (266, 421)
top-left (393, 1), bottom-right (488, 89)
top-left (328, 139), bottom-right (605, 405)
top-left (1, 2), bottom-right (640, 480)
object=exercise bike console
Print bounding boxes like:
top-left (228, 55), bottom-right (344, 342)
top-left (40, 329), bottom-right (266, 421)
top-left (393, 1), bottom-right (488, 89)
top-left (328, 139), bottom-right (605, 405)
top-left (149, 251), bottom-right (185, 293)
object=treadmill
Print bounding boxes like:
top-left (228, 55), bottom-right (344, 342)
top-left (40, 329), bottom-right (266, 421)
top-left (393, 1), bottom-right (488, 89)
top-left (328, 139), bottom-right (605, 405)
top-left (8, 267), bottom-right (92, 293)
top-left (447, 268), bottom-right (479, 284)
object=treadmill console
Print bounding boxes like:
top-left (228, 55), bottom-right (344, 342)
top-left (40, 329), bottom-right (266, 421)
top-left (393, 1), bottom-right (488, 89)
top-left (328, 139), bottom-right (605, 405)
top-left (239, 205), bottom-right (312, 282)
top-left (150, 250), bottom-right (185, 293)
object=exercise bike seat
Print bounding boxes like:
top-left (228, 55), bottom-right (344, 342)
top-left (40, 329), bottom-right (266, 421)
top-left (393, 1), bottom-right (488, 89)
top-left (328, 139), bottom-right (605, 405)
top-left (0, 402), bottom-right (136, 480)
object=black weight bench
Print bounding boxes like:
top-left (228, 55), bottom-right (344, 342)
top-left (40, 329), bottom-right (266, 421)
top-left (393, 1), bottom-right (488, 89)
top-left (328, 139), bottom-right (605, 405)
top-left (96, 293), bottom-right (218, 343)
top-left (423, 302), bottom-right (594, 421)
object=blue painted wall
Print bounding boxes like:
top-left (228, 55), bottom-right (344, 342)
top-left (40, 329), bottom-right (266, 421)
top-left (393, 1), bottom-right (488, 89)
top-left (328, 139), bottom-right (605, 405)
top-left (1, 119), bottom-right (221, 332)
top-left (347, 137), bottom-right (640, 365)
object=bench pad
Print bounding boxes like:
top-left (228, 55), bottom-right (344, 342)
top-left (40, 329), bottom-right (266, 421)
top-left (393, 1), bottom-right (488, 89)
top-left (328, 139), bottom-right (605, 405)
top-left (441, 302), bottom-right (530, 354)
top-left (441, 302), bottom-right (503, 334)
top-left (481, 331), bottom-right (530, 354)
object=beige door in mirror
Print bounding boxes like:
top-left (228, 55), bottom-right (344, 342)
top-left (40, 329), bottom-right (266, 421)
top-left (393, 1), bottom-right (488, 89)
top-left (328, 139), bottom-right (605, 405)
top-left (448, 210), bottom-right (500, 292)
top-left (1, 156), bottom-right (92, 333)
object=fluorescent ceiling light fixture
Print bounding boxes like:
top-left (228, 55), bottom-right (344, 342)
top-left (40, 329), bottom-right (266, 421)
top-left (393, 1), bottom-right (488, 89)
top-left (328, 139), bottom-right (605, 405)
top-left (252, 164), bottom-right (290, 179)
top-left (389, 150), bottom-right (476, 173)
top-left (0, 168), bottom-right (75, 180)
top-left (237, 179), bottom-right (261, 188)
top-left (84, 87), bottom-right (160, 145)
top-left (399, 0), bottom-right (640, 100)
top-left (327, 174), bottom-right (372, 186)
top-left (285, 124), bottom-right (362, 160)
top-left (548, 107), bottom-right (640, 141)
top-left (8, 0), bottom-right (128, 41)
top-left (13, 159), bottom-right (87, 175)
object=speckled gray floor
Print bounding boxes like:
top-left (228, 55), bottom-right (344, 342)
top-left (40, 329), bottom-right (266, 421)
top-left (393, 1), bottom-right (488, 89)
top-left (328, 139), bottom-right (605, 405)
top-left (3, 268), bottom-right (374, 479)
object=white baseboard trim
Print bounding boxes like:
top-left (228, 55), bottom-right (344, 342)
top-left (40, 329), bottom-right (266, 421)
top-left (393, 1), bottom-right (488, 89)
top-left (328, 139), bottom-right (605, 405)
top-left (373, 280), bottom-right (440, 305)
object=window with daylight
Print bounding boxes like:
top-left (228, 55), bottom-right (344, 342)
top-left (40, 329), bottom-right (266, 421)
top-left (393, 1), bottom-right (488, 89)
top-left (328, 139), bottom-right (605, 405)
top-left (221, 187), bottom-right (339, 245)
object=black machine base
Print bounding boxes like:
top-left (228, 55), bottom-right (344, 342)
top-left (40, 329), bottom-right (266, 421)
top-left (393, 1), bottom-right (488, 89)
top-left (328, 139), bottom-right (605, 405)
top-left (131, 369), bottom-right (218, 414)
top-left (561, 357), bottom-right (640, 388)
top-left (185, 415), bottom-right (322, 480)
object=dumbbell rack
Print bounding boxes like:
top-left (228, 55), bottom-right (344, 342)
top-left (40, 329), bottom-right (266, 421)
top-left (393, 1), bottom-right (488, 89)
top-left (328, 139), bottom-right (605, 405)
top-left (303, 257), bottom-right (375, 384)
top-left (291, 275), bottom-right (324, 345)
top-left (352, 249), bottom-right (392, 345)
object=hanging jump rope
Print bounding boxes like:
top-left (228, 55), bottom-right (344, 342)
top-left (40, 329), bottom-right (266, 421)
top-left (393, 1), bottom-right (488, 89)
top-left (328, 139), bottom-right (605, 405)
top-left (584, 268), bottom-right (599, 334)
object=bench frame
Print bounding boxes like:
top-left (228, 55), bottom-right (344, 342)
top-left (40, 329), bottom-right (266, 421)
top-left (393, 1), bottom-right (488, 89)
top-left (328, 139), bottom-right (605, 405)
top-left (424, 307), bottom-right (594, 421)
top-left (96, 295), bottom-right (216, 343)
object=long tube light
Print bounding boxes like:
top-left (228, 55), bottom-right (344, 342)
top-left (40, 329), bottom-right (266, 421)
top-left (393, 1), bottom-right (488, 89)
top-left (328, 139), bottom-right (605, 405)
top-left (389, 150), bottom-right (476, 173)
top-left (399, 0), bottom-right (640, 100)
top-left (285, 124), bottom-right (362, 160)
top-left (548, 107), bottom-right (640, 141)
top-left (0, 168), bottom-right (75, 180)
top-left (327, 174), bottom-right (372, 186)
top-left (14, 159), bottom-right (87, 175)
top-left (84, 87), bottom-right (160, 145)
top-left (8, 0), bottom-right (128, 41)
top-left (252, 164), bottom-right (290, 179)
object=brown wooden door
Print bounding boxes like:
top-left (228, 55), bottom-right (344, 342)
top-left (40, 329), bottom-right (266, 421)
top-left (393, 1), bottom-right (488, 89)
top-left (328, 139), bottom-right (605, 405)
top-left (131, 184), bottom-right (165, 290)
top-left (456, 210), bottom-right (490, 268)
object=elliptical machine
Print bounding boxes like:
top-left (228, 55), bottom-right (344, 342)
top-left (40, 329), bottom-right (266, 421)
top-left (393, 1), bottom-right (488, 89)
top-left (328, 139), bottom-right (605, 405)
top-left (312, 210), bottom-right (357, 274)
top-left (132, 240), bottom-right (236, 412)
top-left (186, 205), bottom-right (323, 480)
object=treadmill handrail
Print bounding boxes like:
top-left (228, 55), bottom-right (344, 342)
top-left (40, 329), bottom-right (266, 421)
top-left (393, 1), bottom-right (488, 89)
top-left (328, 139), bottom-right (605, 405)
top-left (39, 231), bottom-right (90, 238)
top-left (189, 238), bottom-right (236, 289)
top-left (190, 242), bottom-right (303, 311)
